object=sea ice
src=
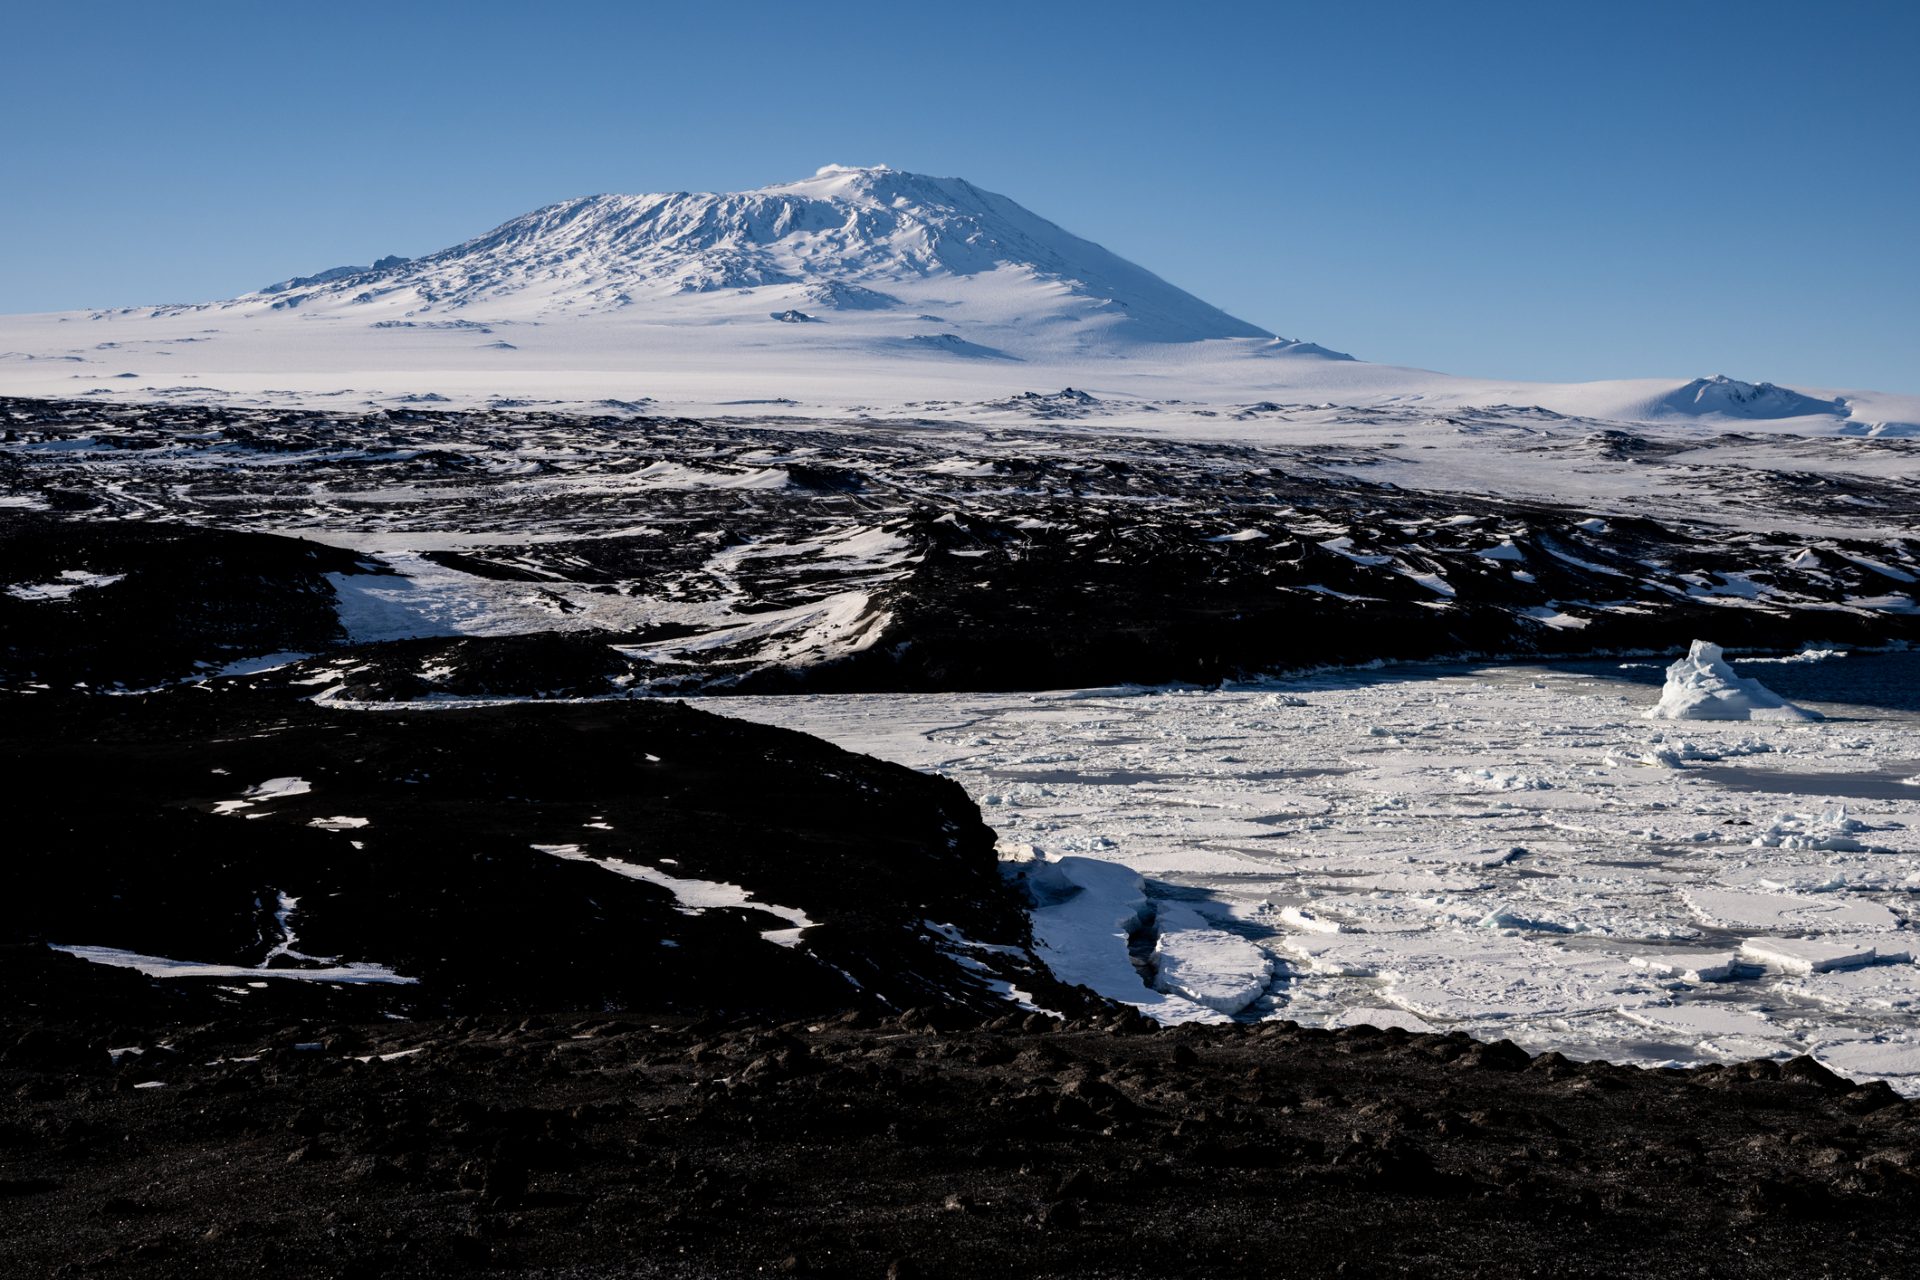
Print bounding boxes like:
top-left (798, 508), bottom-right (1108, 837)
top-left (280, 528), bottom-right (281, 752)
top-left (1619, 1001), bottom-right (1781, 1042)
top-left (721, 656), bottom-right (1920, 1087)
top-left (1683, 886), bottom-right (1900, 932)
top-left (1812, 1036), bottom-right (1920, 1081)
top-left (1775, 962), bottom-right (1920, 1011)
top-left (1749, 808), bottom-right (1889, 853)
top-left (1627, 950), bottom-right (1739, 983)
top-left (1008, 852), bottom-right (1224, 1022)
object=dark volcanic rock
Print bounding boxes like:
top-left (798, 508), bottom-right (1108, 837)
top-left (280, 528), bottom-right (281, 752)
top-left (1, 691), bottom-right (1072, 1019)
top-left (0, 510), bottom-right (367, 690)
top-left (238, 631), bottom-right (643, 700)
top-left (3, 396), bottom-right (1916, 697)
top-left (1, 1010), bottom-right (1917, 1277)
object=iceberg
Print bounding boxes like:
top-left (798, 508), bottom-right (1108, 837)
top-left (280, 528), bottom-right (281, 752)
top-left (1646, 640), bottom-right (1821, 722)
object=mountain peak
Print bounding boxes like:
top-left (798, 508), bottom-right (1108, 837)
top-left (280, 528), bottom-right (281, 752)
top-left (244, 166), bottom-right (1276, 349)
top-left (1657, 375), bottom-right (1844, 420)
top-left (754, 163), bottom-right (983, 209)
top-left (812, 162), bottom-right (893, 177)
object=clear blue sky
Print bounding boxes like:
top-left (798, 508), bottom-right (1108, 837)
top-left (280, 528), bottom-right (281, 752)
top-left (6, 0), bottom-right (1916, 390)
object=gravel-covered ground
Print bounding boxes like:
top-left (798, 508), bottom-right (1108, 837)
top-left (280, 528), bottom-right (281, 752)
top-left (4, 950), bottom-right (1919, 1279)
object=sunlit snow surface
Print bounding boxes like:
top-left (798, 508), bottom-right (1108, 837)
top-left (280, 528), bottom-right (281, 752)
top-left (719, 656), bottom-right (1920, 1090)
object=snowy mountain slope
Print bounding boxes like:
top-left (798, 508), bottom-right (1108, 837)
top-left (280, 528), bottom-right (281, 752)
top-left (242, 164), bottom-right (1274, 350)
top-left (0, 163), bottom-right (1912, 436)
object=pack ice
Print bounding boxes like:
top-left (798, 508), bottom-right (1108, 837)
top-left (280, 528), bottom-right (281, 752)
top-left (1647, 641), bottom-right (1822, 723)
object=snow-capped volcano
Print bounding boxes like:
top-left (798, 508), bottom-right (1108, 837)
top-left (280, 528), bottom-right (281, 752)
top-left (249, 164), bottom-right (1272, 349)
top-left (2, 163), bottom-right (1914, 434)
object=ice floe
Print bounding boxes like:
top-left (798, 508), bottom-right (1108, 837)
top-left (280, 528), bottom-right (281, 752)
top-left (1150, 904), bottom-right (1273, 1015)
top-left (1739, 938), bottom-right (1908, 975)
top-left (1748, 807), bottom-right (1891, 853)
top-left (1682, 886), bottom-right (1901, 932)
top-left (1006, 850), bottom-right (1224, 1023)
top-left (1627, 950), bottom-right (1739, 983)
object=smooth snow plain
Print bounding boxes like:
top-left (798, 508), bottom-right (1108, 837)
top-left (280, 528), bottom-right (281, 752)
top-left (718, 653), bottom-right (1920, 1090)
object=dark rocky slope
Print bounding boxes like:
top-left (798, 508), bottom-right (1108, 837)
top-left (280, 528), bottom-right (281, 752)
top-left (3, 960), bottom-right (1918, 1278)
top-left (0, 511), bottom-right (366, 690)
top-left (2, 691), bottom-right (1070, 1019)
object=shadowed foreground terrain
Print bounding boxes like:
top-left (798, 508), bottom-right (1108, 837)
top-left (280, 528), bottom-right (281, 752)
top-left (3, 952), bottom-right (1919, 1279)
